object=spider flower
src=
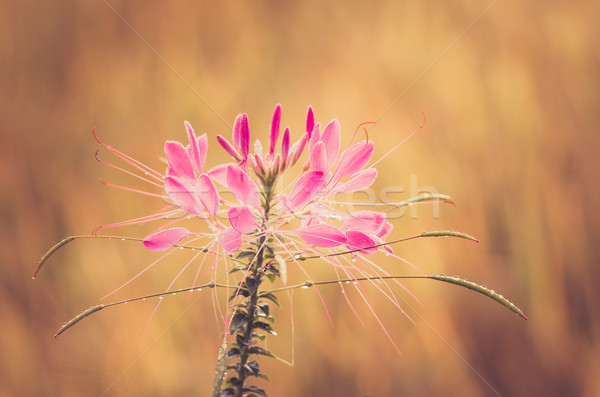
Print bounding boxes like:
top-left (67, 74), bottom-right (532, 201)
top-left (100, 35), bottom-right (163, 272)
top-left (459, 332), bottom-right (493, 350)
top-left (137, 104), bottom-right (392, 261)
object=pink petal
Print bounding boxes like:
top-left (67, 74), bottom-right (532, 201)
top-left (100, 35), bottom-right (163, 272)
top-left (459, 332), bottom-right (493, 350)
top-left (309, 122), bottom-right (321, 153)
top-left (342, 210), bottom-right (387, 235)
top-left (184, 121), bottom-right (201, 172)
top-left (253, 139), bottom-right (263, 157)
top-left (306, 106), bottom-right (315, 136)
top-left (290, 133), bottom-right (308, 165)
top-left (254, 153), bottom-right (266, 174)
top-left (286, 171), bottom-right (327, 211)
top-left (281, 127), bottom-right (290, 164)
top-left (165, 176), bottom-right (202, 215)
top-left (269, 103), bottom-right (282, 154)
top-left (345, 230), bottom-right (378, 254)
top-left (164, 141), bottom-right (194, 179)
top-left (320, 119), bottom-right (341, 170)
top-left (143, 227), bottom-right (193, 251)
top-left (221, 227), bottom-right (242, 253)
top-left (195, 174), bottom-right (219, 218)
top-left (229, 206), bottom-right (259, 234)
top-left (227, 164), bottom-right (260, 207)
top-left (334, 141), bottom-right (374, 179)
top-left (310, 141), bottom-right (328, 172)
top-left (378, 220), bottom-right (393, 239)
top-left (217, 135), bottom-right (242, 161)
top-left (294, 224), bottom-right (347, 248)
top-left (232, 114), bottom-right (243, 151)
top-left (342, 168), bottom-right (378, 192)
top-left (240, 114), bottom-right (250, 160)
top-left (196, 134), bottom-right (208, 172)
top-left (206, 163), bottom-right (233, 186)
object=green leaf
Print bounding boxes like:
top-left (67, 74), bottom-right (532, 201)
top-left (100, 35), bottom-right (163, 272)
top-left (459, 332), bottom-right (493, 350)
top-left (258, 292), bottom-right (280, 307)
top-left (256, 303), bottom-right (270, 318)
top-left (265, 273), bottom-right (277, 283)
top-left (258, 373), bottom-right (271, 382)
top-left (243, 385), bottom-right (268, 396)
top-left (229, 312), bottom-right (250, 335)
top-left (245, 277), bottom-right (262, 295)
top-left (219, 387), bottom-right (235, 396)
top-left (226, 347), bottom-right (241, 359)
top-left (253, 321), bottom-right (277, 336)
top-left (237, 251), bottom-right (257, 260)
top-left (247, 346), bottom-right (275, 358)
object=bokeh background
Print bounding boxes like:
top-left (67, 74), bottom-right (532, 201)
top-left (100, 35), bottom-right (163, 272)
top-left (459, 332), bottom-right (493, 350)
top-left (2, 1), bottom-right (599, 396)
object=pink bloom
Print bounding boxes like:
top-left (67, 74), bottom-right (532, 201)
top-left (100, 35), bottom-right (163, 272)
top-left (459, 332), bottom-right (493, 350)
top-left (226, 164), bottom-right (260, 208)
top-left (221, 227), bottom-right (242, 253)
top-left (229, 206), bottom-right (259, 234)
top-left (286, 171), bottom-right (327, 211)
top-left (293, 224), bottom-right (347, 248)
top-left (143, 227), bottom-right (193, 251)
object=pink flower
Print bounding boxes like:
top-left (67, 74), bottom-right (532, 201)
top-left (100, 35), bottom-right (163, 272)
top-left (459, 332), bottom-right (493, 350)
top-left (82, 103), bottom-right (455, 361)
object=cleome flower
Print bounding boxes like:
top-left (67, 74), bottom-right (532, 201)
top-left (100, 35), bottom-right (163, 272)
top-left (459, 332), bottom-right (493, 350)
top-left (35, 104), bottom-right (528, 397)
top-left (142, 104), bottom-right (394, 260)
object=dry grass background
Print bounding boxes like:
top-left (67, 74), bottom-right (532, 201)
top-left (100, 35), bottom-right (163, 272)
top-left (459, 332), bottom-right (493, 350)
top-left (1, 1), bottom-right (599, 396)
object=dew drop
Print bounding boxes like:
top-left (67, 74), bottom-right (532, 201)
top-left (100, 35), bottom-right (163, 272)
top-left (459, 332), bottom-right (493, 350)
top-left (386, 253), bottom-right (390, 257)
top-left (142, 298), bottom-right (146, 301)
top-left (159, 296), bottom-right (164, 300)
top-left (300, 285), bottom-right (309, 289)
top-left (345, 280), bottom-right (350, 284)
top-left (172, 292), bottom-right (176, 295)
top-left (196, 288), bottom-right (202, 292)
top-left (121, 238), bottom-right (126, 241)
top-left (351, 258), bottom-right (357, 262)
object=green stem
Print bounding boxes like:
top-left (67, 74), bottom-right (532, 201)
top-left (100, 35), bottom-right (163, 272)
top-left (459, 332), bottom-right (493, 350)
top-left (234, 237), bottom-right (265, 397)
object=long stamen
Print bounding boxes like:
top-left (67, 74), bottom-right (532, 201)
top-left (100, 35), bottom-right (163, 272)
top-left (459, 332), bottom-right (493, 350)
top-left (95, 150), bottom-right (164, 189)
top-left (93, 207), bottom-right (183, 235)
top-left (93, 129), bottom-right (164, 181)
top-left (100, 179), bottom-right (166, 198)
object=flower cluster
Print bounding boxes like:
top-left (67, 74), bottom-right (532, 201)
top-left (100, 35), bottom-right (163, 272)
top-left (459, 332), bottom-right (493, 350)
top-left (142, 104), bottom-right (394, 261)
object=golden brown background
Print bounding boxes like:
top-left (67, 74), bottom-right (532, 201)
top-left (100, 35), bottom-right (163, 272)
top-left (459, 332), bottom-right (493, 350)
top-left (2, 1), bottom-right (599, 396)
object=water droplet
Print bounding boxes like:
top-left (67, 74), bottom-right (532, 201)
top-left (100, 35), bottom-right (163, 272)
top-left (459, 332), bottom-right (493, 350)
top-left (172, 292), bottom-right (176, 295)
top-left (341, 290), bottom-right (345, 294)
top-left (142, 298), bottom-right (146, 301)
top-left (386, 253), bottom-right (390, 257)
top-left (159, 296), bottom-right (164, 300)
top-left (300, 285), bottom-right (309, 289)
top-left (121, 238), bottom-right (125, 241)
top-left (180, 246), bottom-right (184, 249)
top-left (351, 258), bottom-right (357, 262)
top-left (196, 288), bottom-right (202, 292)
top-left (353, 281), bottom-right (358, 285)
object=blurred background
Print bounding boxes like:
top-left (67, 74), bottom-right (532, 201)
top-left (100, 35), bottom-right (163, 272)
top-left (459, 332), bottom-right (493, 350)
top-left (1, 1), bottom-right (599, 396)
